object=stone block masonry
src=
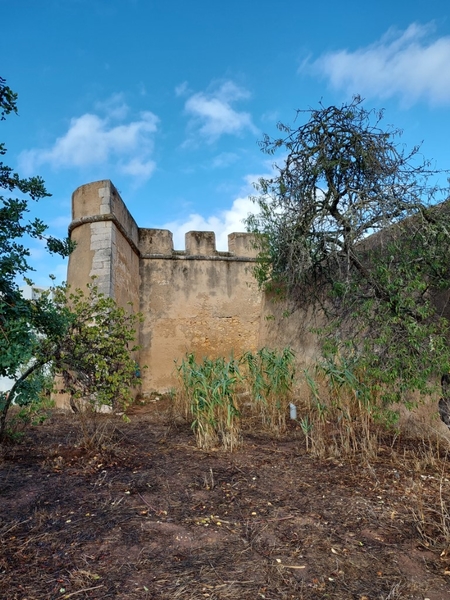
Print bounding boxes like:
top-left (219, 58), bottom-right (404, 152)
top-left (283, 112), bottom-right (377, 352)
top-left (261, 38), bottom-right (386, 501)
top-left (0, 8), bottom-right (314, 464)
top-left (63, 184), bottom-right (450, 436)
top-left (66, 180), bottom-right (264, 394)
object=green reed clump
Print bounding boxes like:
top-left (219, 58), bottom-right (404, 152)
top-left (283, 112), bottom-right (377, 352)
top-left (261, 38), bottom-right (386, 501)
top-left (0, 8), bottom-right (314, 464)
top-left (176, 347), bottom-right (296, 448)
top-left (303, 353), bottom-right (399, 458)
top-left (240, 347), bottom-right (296, 434)
top-left (176, 353), bottom-right (242, 450)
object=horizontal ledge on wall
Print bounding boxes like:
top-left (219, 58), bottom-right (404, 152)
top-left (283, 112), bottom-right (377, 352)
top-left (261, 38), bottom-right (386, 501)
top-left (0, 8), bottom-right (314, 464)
top-left (69, 214), bottom-right (141, 257)
top-left (140, 254), bottom-right (257, 262)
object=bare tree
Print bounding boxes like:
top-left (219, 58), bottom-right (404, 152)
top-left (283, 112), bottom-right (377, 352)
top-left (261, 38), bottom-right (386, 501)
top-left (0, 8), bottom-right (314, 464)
top-left (246, 97), bottom-right (450, 400)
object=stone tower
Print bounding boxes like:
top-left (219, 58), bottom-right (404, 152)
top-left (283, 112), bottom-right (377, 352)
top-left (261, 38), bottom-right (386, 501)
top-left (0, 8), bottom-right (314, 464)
top-left (67, 180), bottom-right (263, 393)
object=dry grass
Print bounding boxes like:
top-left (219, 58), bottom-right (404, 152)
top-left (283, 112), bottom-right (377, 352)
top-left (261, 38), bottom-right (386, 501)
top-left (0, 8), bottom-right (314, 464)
top-left (1, 401), bottom-right (450, 599)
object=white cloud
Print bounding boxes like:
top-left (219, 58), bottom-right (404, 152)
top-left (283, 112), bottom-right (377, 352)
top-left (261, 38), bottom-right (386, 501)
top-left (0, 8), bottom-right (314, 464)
top-left (308, 22), bottom-right (450, 106)
top-left (261, 109), bottom-right (280, 123)
top-left (175, 81), bottom-right (190, 97)
top-left (138, 82), bottom-right (147, 97)
top-left (95, 93), bottom-right (129, 120)
top-left (165, 196), bottom-right (255, 251)
top-left (19, 98), bottom-right (159, 183)
top-left (164, 172), bottom-right (266, 250)
top-left (183, 81), bottom-right (258, 144)
top-left (29, 239), bottom-right (48, 261)
top-left (211, 152), bottom-right (239, 168)
top-left (27, 260), bottom-right (69, 287)
top-left (119, 157), bottom-right (156, 179)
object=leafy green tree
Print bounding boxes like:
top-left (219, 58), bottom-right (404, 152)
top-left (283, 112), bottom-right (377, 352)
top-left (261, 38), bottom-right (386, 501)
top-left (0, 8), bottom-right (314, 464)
top-left (0, 75), bottom-right (75, 436)
top-left (246, 96), bottom-right (450, 401)
top-left (0, 78), bottom-right (142, 442)
top-left (54, 283), bottom-right (142, 413)
top-left (0, 76), bottom-right (73, 299)
top-left (0, 282), bottom-right (142, 441)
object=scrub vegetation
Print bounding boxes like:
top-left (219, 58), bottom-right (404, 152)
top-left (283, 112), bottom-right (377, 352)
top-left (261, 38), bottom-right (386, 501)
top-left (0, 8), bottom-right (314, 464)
top-left (2, 83), bottom-right (450, 598)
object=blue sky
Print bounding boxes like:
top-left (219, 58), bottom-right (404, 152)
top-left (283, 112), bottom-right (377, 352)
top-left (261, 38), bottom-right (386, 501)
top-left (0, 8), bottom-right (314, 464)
top-left (1, 0), bottom-right (450, 286)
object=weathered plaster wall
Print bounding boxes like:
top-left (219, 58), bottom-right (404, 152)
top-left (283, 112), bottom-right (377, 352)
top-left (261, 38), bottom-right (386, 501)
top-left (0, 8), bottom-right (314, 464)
top-left (65, 181), bottom-right (266, 396)
top-left (64, 183), bottom-right (450, 435)
top-left (67, 181), bottom-right (140, 312)
top-left (139, 230), bottom-right (262, 391)
top-left (258, 293), bottom-right (323, 368)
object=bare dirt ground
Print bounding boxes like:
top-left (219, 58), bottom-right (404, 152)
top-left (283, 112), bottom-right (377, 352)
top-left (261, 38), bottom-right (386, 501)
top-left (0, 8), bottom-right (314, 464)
top-left (1, 399), bottom-right (450, 600)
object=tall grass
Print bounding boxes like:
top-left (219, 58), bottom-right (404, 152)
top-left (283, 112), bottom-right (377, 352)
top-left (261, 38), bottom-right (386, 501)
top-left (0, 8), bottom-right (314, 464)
top-left (176, 354), bottom-right (242, 450)
top-left (303, 354), bottom-right (399, 458)
top-left (240, 347), bottom-right (295, 435)
top-left (176, 347), bottom-right (442, 459)
top-left (176, 347), bottom-right (296, 449)
top-left (407, 453), bottom-right (450, 554)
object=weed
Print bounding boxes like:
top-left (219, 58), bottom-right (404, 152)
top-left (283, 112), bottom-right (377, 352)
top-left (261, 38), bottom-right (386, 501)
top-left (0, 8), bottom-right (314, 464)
top-left (240, 347), bottom-right (295, 435)
top-left (302, 354), bottom-right (394, 458)
top-left (3, 393), bottom-right (54, 443)
top-left (409, 466), bottom-right (450, 553)
top-left (176, 354), bottom-right (242, 450)
top-left (175, 347), bottom-right (295, 449)
top-left (73, 406), bottom-right (122, 451)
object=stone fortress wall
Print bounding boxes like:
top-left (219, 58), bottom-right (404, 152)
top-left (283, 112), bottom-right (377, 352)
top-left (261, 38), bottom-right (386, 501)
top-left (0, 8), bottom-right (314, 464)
top-left (66, 180), bottom-right (298, 394)
top-left (64, 182), bottom-right (450, 432)
top-left (66, 181), bottom-right (321, 397)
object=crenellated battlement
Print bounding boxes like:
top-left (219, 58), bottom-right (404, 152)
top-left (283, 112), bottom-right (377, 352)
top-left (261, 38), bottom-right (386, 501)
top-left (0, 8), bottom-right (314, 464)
top-left (63, 179), bottom-right (325, 402)
top-left (138, 228), bottom-right (258, 259)
top-left (62, 179), bottom-right (450, 437)
top-left (68, 180), bottom-right (258, 262)
top-left (66, 180), bottom-right (263, 393)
